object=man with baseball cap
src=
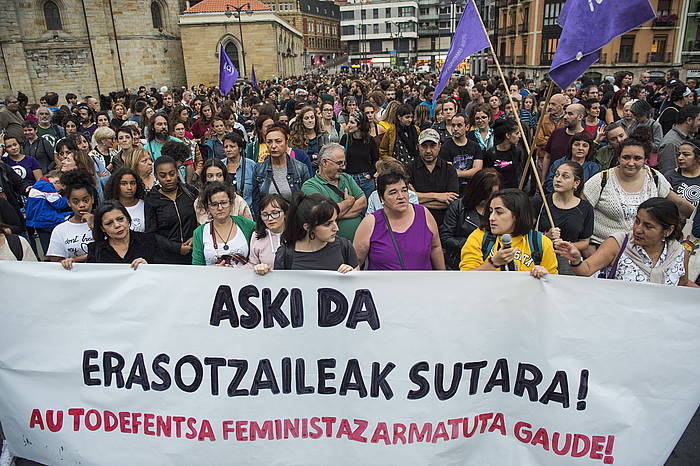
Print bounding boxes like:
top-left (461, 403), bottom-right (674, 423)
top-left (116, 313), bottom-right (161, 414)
top-left (407, 128), bottom-right (459, 227)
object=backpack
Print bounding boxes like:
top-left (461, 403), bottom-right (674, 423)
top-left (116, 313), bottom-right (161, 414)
top-left (5, 233), bottom-right (23, 261)
top-left (481, 230), bottom-right (543, 267)
top-left (599, 167), bottom-right (659, 195)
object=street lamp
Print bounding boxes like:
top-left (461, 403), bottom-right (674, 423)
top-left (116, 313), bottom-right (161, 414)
top-left (225, 3), bottom-right (254, 77)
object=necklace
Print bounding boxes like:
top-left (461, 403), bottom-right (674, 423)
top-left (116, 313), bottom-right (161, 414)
top-left (212, 219), bottom-right (234, 250)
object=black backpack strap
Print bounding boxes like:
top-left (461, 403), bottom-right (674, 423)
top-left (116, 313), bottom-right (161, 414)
top-left (649, 167), bottom-right (659, 188)
top-left (481, 232), bottom-right (497, 261)
top-left (599, 169), bottom-right (609, 195)
top-left (6, 233), bottom-right (23, 261)
top-left (528, 230), bottom-right (543, 266)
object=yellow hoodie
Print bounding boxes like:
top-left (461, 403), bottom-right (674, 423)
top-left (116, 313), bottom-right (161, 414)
top-left (459, 228), bottom-right (558, 274)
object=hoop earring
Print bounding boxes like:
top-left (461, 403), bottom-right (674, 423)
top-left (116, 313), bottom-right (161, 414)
top-left (309, 231), bottom-right (316, 240)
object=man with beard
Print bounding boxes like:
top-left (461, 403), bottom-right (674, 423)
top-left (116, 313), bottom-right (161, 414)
top-left (35, 106), bottom-right (64, 147)
top-left (593, 122), bottom-right (628, 170)
top-left (0, 95), bottom-right (25, 143)
top-left (145, 113), bottom-right (180, 161)
top-left (76, 105), bottom-right (97, 138)
top-left (541, 103), bottom-right (585, 177)
top-left (534, 93), bottom-right (568, 174)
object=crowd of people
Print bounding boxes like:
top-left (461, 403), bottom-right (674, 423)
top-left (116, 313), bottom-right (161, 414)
top-left (0, 67), bottom-right (698, 287)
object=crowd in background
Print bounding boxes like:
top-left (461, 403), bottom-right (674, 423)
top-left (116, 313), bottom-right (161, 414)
top-left (0, 67), bottom-right (698, 287)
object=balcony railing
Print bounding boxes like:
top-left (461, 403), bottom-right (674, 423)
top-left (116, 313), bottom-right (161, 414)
top-left (515, 56), bottom-right (525, 65)
top-left (495, 0), bottom-right (507, 8)
top-left (517, 23), bottom-right (528, 34)
top-left (653, 15), bottom-right (677, 28)
top-left (646, 51), bottom-right (672, 63)
top-left (615, 52), bottom-right (639, 63)
top-left (506, 25), bottom-right (515, 35)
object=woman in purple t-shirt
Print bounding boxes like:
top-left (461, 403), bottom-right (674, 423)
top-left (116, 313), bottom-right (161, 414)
top-left (353, 170), bottom-right (445, 270)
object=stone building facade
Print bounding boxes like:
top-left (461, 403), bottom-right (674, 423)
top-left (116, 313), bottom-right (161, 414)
top-left (179, 0), bottom-right (305, 83)
top-left (0, 0), bottom-right (186, 103)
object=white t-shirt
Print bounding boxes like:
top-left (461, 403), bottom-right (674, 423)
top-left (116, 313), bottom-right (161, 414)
top-left (125, 200), bottom-right (146, 232)
top-left (46, 220), bottom-right (93, 258)
top-left (202, 222), bottom-right (248, 266)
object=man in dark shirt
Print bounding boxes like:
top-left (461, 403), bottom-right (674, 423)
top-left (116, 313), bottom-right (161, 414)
top-left (542, 103), bottom-right (585, 177)
top-left (439, 114), bottom-right (483, 189)
top-left (408, 128), bottom-right (459, 226)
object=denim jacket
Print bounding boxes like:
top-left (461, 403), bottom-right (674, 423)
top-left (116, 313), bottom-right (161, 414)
top-left (252, 155), bottom-right (310, 215)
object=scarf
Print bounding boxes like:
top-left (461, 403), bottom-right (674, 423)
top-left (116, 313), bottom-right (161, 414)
top-left (611, 232), bottom-right (684, 285)
top-left (396, 123), bottom-right (418, 159)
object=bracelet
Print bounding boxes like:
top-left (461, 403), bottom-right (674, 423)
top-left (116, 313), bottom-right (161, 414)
top-left (569, 258), bottom-right (583, 267)
top-left (488, 257), bottom-right (499, 268)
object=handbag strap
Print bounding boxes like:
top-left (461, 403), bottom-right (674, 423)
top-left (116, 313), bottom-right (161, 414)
top-left (607, 234), bottom-right (630, 279)
top-left (382, 210), bottom-right (406, 270)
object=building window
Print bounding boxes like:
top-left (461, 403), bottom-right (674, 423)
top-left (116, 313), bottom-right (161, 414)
top-left (361, 9), bottom-right (366, 20)
top-left (619, 35), bottom-right (635, 62)
top-left (373, 8), bottom-right (379, 19)
top-left (419, 7), bottom-right (429, 16)
top-left (651, 34), bottom-right (668, 60)
top-left (540, 35), bottom-right (559, 65)
top-left (657, 0), bottom-right (672, 15)
top-left (341, 11), bottom-right (354, 21)
top-left (342, 25), bottom-right (355, 35)
top-left (386, 23), bottom-right (392, 33)
top-left (370, 40), bottom-right (382, 53)
top-left (373, 24), bottom-right (379, 34)
top-left (438, 21), bottom-right (449, 29)
top-left (44, 1), bottom-right (63, 30)
top-left (542, 2), bottom-right (563, 27)
top-left (439, 6), bottom-right (450, 14)
top-left (224, 41), bottom-right (240, 70)
top-left (151, 1), bottom-right (163, 29)
top-left (386, 8), bottom-right (391, 18)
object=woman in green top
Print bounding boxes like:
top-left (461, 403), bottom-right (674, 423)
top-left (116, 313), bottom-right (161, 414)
top-left (191, 182), bottom-right (256, 267)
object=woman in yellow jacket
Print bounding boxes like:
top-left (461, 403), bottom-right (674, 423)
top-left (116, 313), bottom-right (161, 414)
top-left (379, 104), bottom-right (421, 165)
top-left (459, 188), bottom-right (558, 278)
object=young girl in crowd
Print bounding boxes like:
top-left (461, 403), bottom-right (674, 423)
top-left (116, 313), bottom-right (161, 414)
top-left (254, 192), bottom-right (357, 274)
top-left (104, 168), bottom-right (148, 232)
top-left (195, 159), bottom-right (252, 223)
top-left (48, 169), bottom-right (97, 268)
top-left (248, 194), bottom-right (288, 269)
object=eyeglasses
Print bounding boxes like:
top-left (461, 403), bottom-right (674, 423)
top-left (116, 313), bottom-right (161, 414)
top-left (260, 210), bottom-right (283, 220)
top-left (327, 159), bottom-right (345, 167)
top-left (6, 100), bottom-right (18, 104)
top-left (208, 200), bottom-right (231, 209)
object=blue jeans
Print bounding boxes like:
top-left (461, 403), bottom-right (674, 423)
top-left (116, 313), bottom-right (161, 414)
top-left (351, 173), bottom-right (375, 199)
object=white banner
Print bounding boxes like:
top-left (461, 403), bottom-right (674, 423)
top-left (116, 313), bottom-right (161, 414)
top-left (0, 262), bottom-right (698, 465)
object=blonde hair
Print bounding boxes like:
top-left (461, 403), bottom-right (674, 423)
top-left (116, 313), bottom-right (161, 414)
top-left (94, 126), bottom-right (116, 144)
top-left (123, 148), bottom-right (150, 173)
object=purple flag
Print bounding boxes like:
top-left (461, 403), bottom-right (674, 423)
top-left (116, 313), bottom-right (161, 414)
top-left (433, 0), bottom-right (489, 104)
top-left (251, 64), bottom-right (258, 92)
top-left (219, 46), bottom-right (239, 95)
top-left (549, 0), bottom-right (655, 90)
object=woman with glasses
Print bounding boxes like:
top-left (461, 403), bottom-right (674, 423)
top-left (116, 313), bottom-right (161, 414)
top-left (194, 159), bottom-right (252, 224)
top-left (467, 104), bottom-right (494, 152)
top-left (319, 101), bottom-right (344, 143)
top-left (249, 194), bottom-right (288, 270)
top-left (191, 182), bottom-right (256, 267)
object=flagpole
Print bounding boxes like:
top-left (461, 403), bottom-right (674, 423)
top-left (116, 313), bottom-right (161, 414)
top-left (518, 80), bottom-right (555, 191)
top-left (469, 0), bottom-right (554, 228)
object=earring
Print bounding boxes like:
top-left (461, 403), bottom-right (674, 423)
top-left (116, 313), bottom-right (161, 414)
top-left (309, 231), bottom-right (316, 240)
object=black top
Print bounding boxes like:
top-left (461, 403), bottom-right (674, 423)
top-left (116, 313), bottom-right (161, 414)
top-left (275, 236), bottom-right (358, 271)
top-left (144, 184), bottom-right (199, 264)
top-left (407, 157), bottom-right (460, 226)
top-left (531, 194), bottom-right (594, 242)
top-left (87, 231), bottom-right (164, 264)
top-left (340, 134), bottom-right (379, 175)
top-left (484, 146), bottom-right (524, 189)
top-left (439, 139), bottom-right (483, 184)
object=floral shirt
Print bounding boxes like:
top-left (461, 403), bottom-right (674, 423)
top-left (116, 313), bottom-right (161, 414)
top-left (614, 241), bottom-right (685, 285)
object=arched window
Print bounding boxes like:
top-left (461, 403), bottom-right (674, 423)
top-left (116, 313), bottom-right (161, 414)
top-left (44, 1), bottom-right (62, 30)
top-left (224, 41), bottom-right (240, 70)
top-left (151, 1), bottom-right (163, 29)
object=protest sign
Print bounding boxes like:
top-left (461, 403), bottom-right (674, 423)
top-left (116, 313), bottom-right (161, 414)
top-left (0, 262), bottom-right (698, 465)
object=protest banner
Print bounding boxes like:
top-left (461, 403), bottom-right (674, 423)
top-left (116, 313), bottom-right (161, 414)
top-left (0, 262), bottom-right (698, 465)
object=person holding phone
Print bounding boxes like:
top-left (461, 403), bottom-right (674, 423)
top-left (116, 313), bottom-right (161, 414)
top-left (191, 181), bottom-right (256, 267)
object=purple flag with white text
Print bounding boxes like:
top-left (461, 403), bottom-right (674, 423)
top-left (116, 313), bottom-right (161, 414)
top-left (251, 64), bottom-right (258, 92)
top-left (549, 0), bottom-right (655, 90)
top-left (433, 0), bottom-right (489, 104)
top-left (219, 46), bottom-right (239, 96)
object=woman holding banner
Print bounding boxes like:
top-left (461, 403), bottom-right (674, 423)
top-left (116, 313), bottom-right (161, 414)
top-left (459, 188), bottom-right (558, 278)
top-left (555, 197), bottom-right (695, 286)
top-left (253, 192), bottom-right (358, 274)
top-left (248, 194), bottom-right (288, 269)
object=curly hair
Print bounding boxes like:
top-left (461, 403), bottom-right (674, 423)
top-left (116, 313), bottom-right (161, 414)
top-left (104, 167), bottom-right (146, 202)
top-left (289, 105), bottom-right (321, 150)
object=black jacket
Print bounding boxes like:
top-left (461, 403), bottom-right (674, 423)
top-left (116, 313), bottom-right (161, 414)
top-left (144, 183), bottom-right (198, 264)
top-left (0, 162), bottom-right (31, 221)
top-left (439, 200), bottom-right (482, 270)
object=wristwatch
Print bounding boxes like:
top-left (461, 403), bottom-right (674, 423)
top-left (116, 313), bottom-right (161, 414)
top-left (569, 257), bottom-right (583, 267)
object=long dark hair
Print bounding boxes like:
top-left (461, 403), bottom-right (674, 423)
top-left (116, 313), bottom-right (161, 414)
top-left (461, 168), bottom-right (501, 211)
top-left (480, 188), bottom-right (534, 236)
top-left (638, 197), bottom-right (682, 241)
top-left (492, 118), bottom-right (518, 146)
top-left (556, 161), bottom-right (585, 198)
top-left (282, 192), bottom-right (339, 245)
top-left (104, 167), bottom-right (146, 202)
top-left (92, 200), bottom-right (131, 244)
top-left (255, 194), bottom-right (289, 239)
